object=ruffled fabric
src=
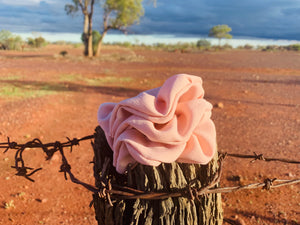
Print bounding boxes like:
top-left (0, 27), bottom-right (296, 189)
top-left (98, 74), bottom-right (216, 173)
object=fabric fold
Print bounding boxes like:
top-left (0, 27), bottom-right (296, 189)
top-left (98, 74), bottom-right (216, 173)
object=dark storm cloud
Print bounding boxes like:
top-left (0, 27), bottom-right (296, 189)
top-left (0, 0), bottom-right (82, 33)
top-left (134, 0), bottom-right (300, 39)
top-left (0, 0), bottom-right (299, 40)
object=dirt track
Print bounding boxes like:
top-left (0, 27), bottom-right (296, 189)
top-left (0, 45), bottom-right (299, 224)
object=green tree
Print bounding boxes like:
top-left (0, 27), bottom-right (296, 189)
top-left (65, 0), bottom-right (95, 57)
top-left (0, 30), bottom-right (23, 50)
top-left (0, 30), bottom-right (12, 42)
top-left (209, 24), bottom-right (232, 46)
top-left (66, 0), bottom-right (154, 57)
top-left (94, 0), bottom-right (144, 56)
top-left (0, 30), bottom-right (12, 49)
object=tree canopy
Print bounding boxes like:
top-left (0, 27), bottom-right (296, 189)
top-left (94, 0), bottom-right (144, 56)
top-left (209, 24), bottom-right (232, 45)
top-left (104, 0), bottom-right (144, 30)
top-left (65, 0), bottom-right (146, 57)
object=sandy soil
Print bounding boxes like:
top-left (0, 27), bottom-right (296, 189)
top-left (0, 44), bottom-right (299, 225)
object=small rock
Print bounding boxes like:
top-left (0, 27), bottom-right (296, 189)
top-left (227, 215), bottom-right (247, 225)
top-left (50, 154), bottom-right (60, 162)
top-left (287, 172), bottom-right (295, 177)
top-left (215, 102), bottom-right (224, 109)
top-left (24, 134), bottom-right (31, 139)
top-left (236, 217), bottom-right (246, 225)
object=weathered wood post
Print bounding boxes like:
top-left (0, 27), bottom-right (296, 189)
top-left (92, 126), bottom-right (223, 225)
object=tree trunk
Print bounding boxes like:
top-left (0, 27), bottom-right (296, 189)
top-left (92, 126), bottom-right (223, 225)
top-left (83, 14), bottom-right (89, 56)
top-left (94, 30), bottom-right (107, 57)
top-left (87, 14), bottom-right (93, 58)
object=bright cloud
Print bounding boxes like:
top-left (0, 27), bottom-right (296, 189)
top-left (0, 0), bottom-right (54, 6)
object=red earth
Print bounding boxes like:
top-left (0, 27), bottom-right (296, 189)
top-left (0, 44), bottom-right (299, 225)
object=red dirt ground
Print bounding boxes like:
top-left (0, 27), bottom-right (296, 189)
top-left (0, 45), bottom-right (299, 225)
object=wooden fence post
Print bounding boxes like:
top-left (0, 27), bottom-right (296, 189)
top-left (92, 126), bottom-right (223, 225)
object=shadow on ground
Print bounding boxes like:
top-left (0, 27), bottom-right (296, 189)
top-left (0, 79), bottom-right (142, 98)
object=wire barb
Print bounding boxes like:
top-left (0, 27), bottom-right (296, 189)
top-left (263, 178), bottom-right (277, 190)
top-left (222, 151), bottom-right (300, 164)
top-left (251, 152), bottom-right (265, 163)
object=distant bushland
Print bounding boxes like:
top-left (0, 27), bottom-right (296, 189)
top-left (260, 44), bottom-right (300, 52)
top-left (1, 29), bottom-right (300, 53)
top-left (27, 36), bottom-right (48, 48)
top-left (0, 29), bottom-right (48, 50)
top-left (284, 44), bottom-right (300, 51)
top-left (0, 30), bottom-right (23, 50)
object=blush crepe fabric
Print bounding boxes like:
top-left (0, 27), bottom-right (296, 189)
top-left (98, 74), bottom-right (216, 173)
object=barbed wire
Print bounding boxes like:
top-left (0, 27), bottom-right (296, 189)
top-left (100, 177), bottom-right (300, 202)
top-left (96, 155), bottom-right (300, 205)
top-left (1, 134), bottom-right (96, 193)
top-left (220, 151), bottom-right (300, 164)
top-left (1, 134), bottom-right (300, 204)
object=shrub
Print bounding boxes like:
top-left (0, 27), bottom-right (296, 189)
top-left (92, 30), bottom-right (101, 54)
top-left (0, 30), bottom-right (24, 50)
top-left (72, 43), bottom-right (82, 48)
top-left (243, 44), bottom-right (254, 50)
top-left (285, 44), bottom-right (300, 51)
top-left (261, 45), bottom-right (280, 51)
top-left (35, 36), bottom-right (47, 48)
top-left (121, 41), bottom-right (132, 48)
top-left (27, 36), bottom-right (47, 48)
top-left (7, 36), bottom-right (23, 50)
top-left (196, 39), bottom-right (211, 49)
top-left (222, 43), bottom-right (233, 50)
top-left (53, 40), bottom-right (67, 45)
top-left (81, 31), bottom-right (102, 55)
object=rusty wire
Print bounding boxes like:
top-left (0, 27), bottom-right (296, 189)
top-left (221, 151), bottom-right (300, 164)
top-left (1, 134), bottom-right (96, 193)
top-left (101, 176), bottom-right (300, 201)
top-left (2, 135), bottom-right (300, 202)
top-left (95, 154), bottom-right (300, 202)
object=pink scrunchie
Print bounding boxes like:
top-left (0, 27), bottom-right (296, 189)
top-left (98, 74), bottom-right (216, 173)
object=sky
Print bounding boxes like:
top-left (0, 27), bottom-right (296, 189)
top-left (0, 0), bottom-right (300, 40)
